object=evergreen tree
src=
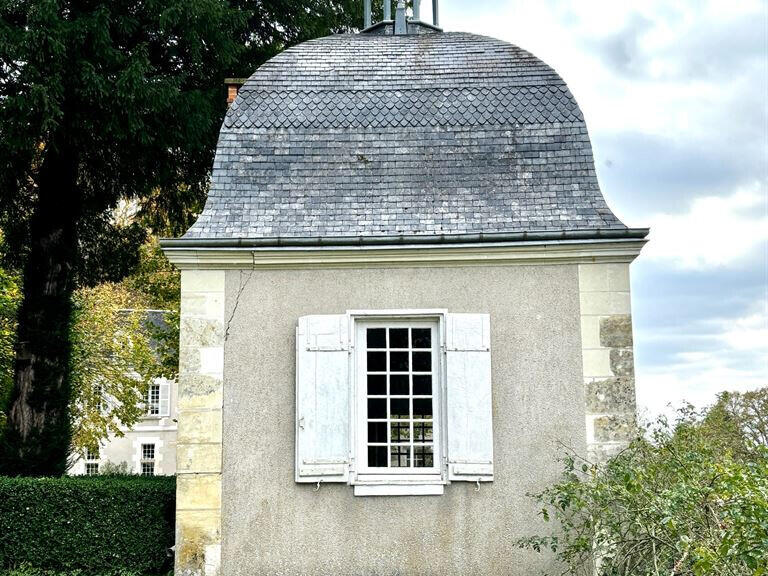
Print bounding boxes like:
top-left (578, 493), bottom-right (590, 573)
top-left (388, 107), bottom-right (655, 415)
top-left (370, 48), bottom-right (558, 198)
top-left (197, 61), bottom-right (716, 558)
top-left (0, 0), bottom-right (363, 476)
top-left (0, 0), bottom-right (244, 476)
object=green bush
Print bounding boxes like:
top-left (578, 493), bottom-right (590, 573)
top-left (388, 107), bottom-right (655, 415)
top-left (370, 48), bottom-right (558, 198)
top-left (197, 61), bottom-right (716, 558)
top-left (518, 389), bottom-right (768, 576)
top-left (0, 475), bottom-right (175, 575)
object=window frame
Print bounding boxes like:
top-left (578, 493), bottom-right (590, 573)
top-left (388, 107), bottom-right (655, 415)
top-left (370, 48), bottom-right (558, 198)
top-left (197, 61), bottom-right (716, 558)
top-left (140, 443), bottom-right (156, 476)
top-left (350, 310), bottom-right (448, 489)
top-left (146, 383), bottom-right (161, 416)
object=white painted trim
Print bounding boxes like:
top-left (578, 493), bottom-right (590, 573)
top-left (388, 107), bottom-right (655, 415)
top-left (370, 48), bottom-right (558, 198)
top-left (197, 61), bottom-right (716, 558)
top-left (163, 239), bottom-right (646, 269)
top-left (354, 483), bottom-right (445, 496)
top-left (133, 436), bottom-right (163, 475)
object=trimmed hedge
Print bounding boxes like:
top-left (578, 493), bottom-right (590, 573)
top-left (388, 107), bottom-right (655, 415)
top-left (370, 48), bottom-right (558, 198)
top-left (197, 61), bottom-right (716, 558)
top-left (0, 475), bottom-right (175, 575)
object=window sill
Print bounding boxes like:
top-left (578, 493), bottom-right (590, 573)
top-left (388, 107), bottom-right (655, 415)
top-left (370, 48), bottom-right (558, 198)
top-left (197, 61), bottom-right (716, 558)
top-left (354, 483), bottom-right (445, 496)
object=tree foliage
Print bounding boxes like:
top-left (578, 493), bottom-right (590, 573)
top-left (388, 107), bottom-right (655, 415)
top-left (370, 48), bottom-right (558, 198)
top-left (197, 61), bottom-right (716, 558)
top-left (0, 247), bottom-right (21, 434)
top-left (0, 0), bottom-right (365, 476)
top-left (68, 283), bottom-right (160, 455)
top-left (519, 388), bottom-right (768, 576)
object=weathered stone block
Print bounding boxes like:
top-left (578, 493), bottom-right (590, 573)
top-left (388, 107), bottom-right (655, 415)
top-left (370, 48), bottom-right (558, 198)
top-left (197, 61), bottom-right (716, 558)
top-left (579, 291), bottom-right (631, 316)
top-left (178, 410), bottom-right (223, 444)
top-left (182, 270), bottom-right (225, 293)
top-left (610, 349), bottom-right (634, 377)
top-left (580, 315), bottom-right (600, 349)
top-left (585, 377), bottom-right (636, 413)
top-left (180, 318), bottom-right (225, 348)
top-left (588, 442), bottom-right (627, 464)
top-left (178, 474), bottom-right (221, 510)
top-left (593, 414), bottom-right (636, 443)
top-left (178, 374), bottom-right (223, 411)
top-left (176, 510), bottom-right (221, 576)
top-left (600, 315), bottom-right (633, 348)
top-left (177, 443), bottom-right (222, 474)
top-left (582, 348), bottom-right (611, 378)
top-left (181, 294), bottom-right (208, 317)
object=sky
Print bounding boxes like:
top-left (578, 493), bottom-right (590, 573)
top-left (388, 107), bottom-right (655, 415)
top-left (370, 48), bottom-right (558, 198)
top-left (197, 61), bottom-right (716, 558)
top-left (432, 0), bottom-right (768, 419)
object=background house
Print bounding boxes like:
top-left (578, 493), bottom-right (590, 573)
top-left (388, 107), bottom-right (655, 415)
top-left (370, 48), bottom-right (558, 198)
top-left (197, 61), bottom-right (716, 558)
top-left (69, 309), bottom-right (178, 476)
top-left (68, 376), bottom-right (177, 476)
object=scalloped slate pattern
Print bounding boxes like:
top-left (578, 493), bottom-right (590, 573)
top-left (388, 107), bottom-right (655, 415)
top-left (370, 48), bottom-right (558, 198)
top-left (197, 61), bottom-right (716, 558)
top-left (226, 85), bottom-right (583, 130)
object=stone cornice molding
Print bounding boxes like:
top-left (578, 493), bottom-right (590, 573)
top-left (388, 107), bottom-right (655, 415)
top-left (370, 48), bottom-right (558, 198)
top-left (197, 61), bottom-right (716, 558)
top-left (161, 238), bottom-right (647, 270)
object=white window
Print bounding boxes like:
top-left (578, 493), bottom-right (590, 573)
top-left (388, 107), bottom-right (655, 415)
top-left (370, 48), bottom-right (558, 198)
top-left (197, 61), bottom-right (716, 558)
top-left (295, 311), bottom-right (493, 496)
top-left (145, 381), bottom-right (170, 417)
top-left (141, 443), bottom-right (155, 476)
top-left (147, 384), bottom-right (160, 415)
top-left (355, 322), bottom-right (440, 481)
top-left (84, 446), bottom-right (99, 476)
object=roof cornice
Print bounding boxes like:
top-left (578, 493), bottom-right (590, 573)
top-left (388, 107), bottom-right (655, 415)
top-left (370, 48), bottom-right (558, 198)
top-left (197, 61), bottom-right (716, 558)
top-left (160, 234), bottom-right (648, 270)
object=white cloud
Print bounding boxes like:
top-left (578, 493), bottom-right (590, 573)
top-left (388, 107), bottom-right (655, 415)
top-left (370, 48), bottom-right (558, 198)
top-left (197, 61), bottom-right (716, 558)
top-left (641, 186), bottom-right (768, 269)
top-left (721, 311), bottom-right (768, 352)
top-left (636, 303), bottom-right (768, 419)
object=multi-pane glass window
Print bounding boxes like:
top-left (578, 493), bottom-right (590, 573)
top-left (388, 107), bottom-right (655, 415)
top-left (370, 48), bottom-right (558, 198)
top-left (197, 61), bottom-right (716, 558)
top-left (147, 384), bottom-right (160, 416)
top-left (363, 324), bottom-right (437, 471)
top-left (141, 443), bottom-right (155, 476)
top-left (84, 446), bottom-right (99, 476)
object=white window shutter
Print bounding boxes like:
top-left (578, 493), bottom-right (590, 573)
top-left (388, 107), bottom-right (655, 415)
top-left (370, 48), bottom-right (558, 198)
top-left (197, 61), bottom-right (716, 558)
top-left (159, 381), bottom-right (171, 417)
top-left (445, 313), bottom-right (494, 482)
top-left (295, 315), bottom-right (350, 483)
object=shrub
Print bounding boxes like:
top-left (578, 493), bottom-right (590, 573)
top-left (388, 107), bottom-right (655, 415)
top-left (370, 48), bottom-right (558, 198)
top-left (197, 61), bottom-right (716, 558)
top-left (518, 390), bottom-right (768, 576)
top-left (0, 475), bottom-right (175, 575)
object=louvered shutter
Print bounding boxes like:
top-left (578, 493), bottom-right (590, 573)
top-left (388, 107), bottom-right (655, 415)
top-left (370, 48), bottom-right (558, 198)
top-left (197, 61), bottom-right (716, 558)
top-left (445, 313), bottom-right (494, 482)
top-left (295, 315), bottom-right (350, 483)
top-left (159, 380), bottom-right (171, 417)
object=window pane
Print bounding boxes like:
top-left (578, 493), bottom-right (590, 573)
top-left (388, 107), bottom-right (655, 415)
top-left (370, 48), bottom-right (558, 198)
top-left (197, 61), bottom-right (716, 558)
top-left (413, 375), bottom-right (432, 395)
top-left (368, 421), bottom-right (387, 442)
top-left (389, 398), bottom-right (410, 419)
top-left (414, 445), bottom-right (434, 468)
top-left (367, 375), bottom-right (386, 395)
top-left (414, 421), bottom-right (433, 442)
top-left (367, 351), bottom-right (386, 372)
top-left (368, 445), bottom-right (388, 468)
top-left (389, 328), bottom-right (409, 348)
top-left (367, 328), bottom-right (386, 348)
top-left (390, 421), bottom-right (410, 442)
top-left (389, 374), bottom-right (409, 395)
top-left (412, 352), bottom-right (431, 372)
top-left (389, 351), bottom-right (409, 372)
top-left (413, 398), bottom-right (433, 419)
top-left (390, 445), bottom-right (410, 467)
top-left (368, 398), bottom-right (387, 419)
top-left (412, 328), bottom-right (431, 348)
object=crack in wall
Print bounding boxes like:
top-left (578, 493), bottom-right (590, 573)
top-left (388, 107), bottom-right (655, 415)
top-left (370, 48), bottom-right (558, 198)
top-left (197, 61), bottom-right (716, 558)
top-left (225, 265), bottom-right (254, 342)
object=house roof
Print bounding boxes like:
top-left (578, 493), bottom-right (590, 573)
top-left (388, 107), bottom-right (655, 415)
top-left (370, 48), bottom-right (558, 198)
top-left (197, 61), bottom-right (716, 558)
top-left (181, 31), bottom-right (646, 245)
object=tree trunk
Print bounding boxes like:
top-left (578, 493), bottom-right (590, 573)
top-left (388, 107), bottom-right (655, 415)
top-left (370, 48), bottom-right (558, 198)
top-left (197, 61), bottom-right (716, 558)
top-left (0, 131), bottom-right (80, 476)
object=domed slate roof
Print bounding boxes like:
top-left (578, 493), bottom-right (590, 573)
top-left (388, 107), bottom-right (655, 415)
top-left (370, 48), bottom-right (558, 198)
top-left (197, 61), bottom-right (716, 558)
top-left (184, 31), bottom-right (641, 244)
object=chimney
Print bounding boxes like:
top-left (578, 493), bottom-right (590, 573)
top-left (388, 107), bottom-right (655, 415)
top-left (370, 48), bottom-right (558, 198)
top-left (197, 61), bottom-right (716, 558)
top-left (225, 78), bottom-right (246, 106)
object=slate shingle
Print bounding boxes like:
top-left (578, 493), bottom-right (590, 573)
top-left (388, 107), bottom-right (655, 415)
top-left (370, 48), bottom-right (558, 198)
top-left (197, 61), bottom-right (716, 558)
top-left (185, 31), bottom-right (628, 241)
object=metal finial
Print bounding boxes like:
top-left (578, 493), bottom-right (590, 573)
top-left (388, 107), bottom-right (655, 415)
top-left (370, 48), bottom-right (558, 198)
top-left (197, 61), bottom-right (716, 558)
top-left (383, 0), bottom-right (391, 21)
top-left (432, 0), bottom-right (439, 27)
top-left (413, 0), bottom-right (421, 20)
top-left (394, 0), bottom-right (406, 34)
top-left (364, 0), bottom-right (371, 28)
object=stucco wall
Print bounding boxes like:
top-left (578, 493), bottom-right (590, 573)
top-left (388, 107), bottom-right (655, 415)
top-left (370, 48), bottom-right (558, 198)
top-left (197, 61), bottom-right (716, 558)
top-left (221, 264), bottom-right (585, 576)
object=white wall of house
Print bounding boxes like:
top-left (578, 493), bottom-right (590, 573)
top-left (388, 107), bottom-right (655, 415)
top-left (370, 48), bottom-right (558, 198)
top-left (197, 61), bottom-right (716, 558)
top-left (69, 377), bottom-right (178, 476)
